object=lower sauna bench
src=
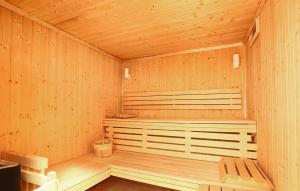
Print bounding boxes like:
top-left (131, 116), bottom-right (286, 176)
top-left (49, 150), bottom-right (217, 191)
top-left (47, 155), bottom-right (111, 191)
top-left (47, 118), bottom-right (274, 191)
top-left (48, 150), bottom-right (271, 191)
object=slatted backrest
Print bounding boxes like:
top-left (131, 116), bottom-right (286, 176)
top-left (1, 152), bottom-right (60, 191)
top-left (104, 119), bottom-right (257, 162)
top-left (123, 88), bottom-right (242, 110)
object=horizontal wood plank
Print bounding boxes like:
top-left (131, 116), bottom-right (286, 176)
top-left (124, 105), bottom-right (242, 110)
top-left (124, 99), bottom-right (242, 106)
top-left (124, 94), bottom-right (242, 101)
top-left (124, 89), bottom-right (241, 97)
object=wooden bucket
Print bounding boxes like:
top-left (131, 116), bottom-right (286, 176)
top-left (93, 139), bottom-right (113, 157)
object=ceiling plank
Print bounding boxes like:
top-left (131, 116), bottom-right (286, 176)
top-left (4, 0), bottom-right (262, 60)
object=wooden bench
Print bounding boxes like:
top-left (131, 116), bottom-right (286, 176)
top-left (123, 88), bottom-right (242, 110)
top-left (49, 150), bottom-right (272, 191)
top-left (1, 151), bottom-right (61, 191)
top-left (4, 118), bottom-right (270, 191)
top-left (49, 151), bottom-right (216, 191)
top-left (48, 154), bottom-right (111, 191)
top-left (24, 88), bottom-right (272, 191)
top-left (104, 118), bottom-right (257, 162)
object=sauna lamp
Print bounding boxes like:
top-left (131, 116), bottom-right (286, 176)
top-left (233, 53), bottom-right (240, 69)
top-left (124, 67), bottom-right (130, 79)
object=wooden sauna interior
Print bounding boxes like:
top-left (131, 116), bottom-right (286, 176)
top-left (0, 0), bottom-right (299, 191)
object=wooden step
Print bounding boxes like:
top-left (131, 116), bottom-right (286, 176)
top-left (219, 157), bottom-right (273, 190)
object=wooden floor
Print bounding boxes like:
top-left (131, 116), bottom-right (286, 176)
top-left (88, 176), bottom-right (175, 191)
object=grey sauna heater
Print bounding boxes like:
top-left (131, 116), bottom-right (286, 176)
top-left (0, 160), bottom-right (20, 191)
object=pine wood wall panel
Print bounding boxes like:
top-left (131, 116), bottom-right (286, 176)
top-left (0, 6), bottom-right (11, 152)
top-left (123, 46), bottom-right (246, 119)
top-left (0, 5), bottom-right (122, 165)
top-left (246, 0), bottom-right (300, 190)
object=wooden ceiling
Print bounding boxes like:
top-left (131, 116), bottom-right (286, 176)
top-left (5, 0), bottom-right (262, 60)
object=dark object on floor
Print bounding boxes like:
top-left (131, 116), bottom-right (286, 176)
top-left (88, 176), bottom-right (175, 191)
top-left (0, 160), bottom-right (21, 191)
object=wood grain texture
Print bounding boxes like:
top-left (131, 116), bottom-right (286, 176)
top-left (1, 151), bottom-right (61, 191)
top-left (0, 0), bottom-right (121, 62)
top-left (49, 151), bottom-right (269, 191)
top-left (0, 5), bottom-right (122, 165)
top-left (123, 46), bottom-right (247, 119)
top-left (219, 157), bottom-right (273, 190)
top-left (48, 151), bottom-right (219, 191)
top-left (0, 5), bottom-right (11, 153)
top-left (104, 118), bottom-right (257, 162)
top-left (123, 89), bottom-right (242, 110)
top-left (246, 0), bottom-right (300, 191)
top-left (3, 0), bottom-right (262, 60)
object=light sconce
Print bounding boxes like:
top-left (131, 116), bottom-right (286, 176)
top-left (124, 67), bottom-right (130, 79)
top-left (233, 53), bottom-right (240, 69)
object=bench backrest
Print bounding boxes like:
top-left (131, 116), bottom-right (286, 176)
top-left (1, 152), bottom-right (61, 191)
top-left (123, 88), bottom-right (242, 110)
top-left (104, 119), bottom-right (257, 162)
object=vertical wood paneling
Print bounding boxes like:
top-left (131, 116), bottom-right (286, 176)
top-left (246, 0), bottom-right (300, 190)
top-left (123, 46), bottom-right (247, 119)
top-left (0, 5), bottom-right (122, 165)
top-left (0, 7), bottom-right (11, 152)
top-left (9, 12), bottom-right (22, 152)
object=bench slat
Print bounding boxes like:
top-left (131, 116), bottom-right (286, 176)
top-left (244, 159), bottom-right (265, 183)
top-left (224, 158), bottom-right (238, 178)
top-left (124, 104), bottom-right (242, 110)
top-left (124, 99), bottom-right (242, 106)
top-left (235, 158), bottom-right (251, 179)
top-left (124, 94), bottom-right (241, 101)
top-left (124, 89), bottom-right (241, 96)
top-left (113, 139), bottom-right (143, 147)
